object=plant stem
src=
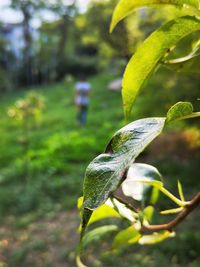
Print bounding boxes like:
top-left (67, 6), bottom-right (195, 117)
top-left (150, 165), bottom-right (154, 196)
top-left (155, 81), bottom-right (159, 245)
top-left (159, 187), bottom-right (190, 207)
top-left (142, 192), bottom-right (200, 232)
top-left (174, 112), bottom-right (200, 122)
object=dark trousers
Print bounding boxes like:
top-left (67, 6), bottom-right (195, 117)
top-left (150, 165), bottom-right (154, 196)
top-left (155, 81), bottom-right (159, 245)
top-left (77, 105), bottom-right (88, 125)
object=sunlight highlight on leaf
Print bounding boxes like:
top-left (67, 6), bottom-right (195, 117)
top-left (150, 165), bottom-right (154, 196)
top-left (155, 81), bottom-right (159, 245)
top-left (78, 198), bottom-right (121, 233)
top-left (77, 197), bottom-right (84, 209)
top-left (110, 0), bottom-right (200, 32)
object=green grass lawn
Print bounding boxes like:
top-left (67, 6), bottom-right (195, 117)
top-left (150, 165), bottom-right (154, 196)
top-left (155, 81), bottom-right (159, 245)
top-left (0, 73), bottom-right (127, 216)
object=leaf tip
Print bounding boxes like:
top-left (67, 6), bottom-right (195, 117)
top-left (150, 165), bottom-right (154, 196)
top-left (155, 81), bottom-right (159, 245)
top-left (80, 208), bottom-right (93, 240)
top-left (109, 18), bottom-right (116, 33)
top-left (76, 255), bottom-right (88, 267)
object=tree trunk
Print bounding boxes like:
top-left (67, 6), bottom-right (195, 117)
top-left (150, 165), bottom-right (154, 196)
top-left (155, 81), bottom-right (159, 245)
top-left (22, 5), bottom-right (33, 86)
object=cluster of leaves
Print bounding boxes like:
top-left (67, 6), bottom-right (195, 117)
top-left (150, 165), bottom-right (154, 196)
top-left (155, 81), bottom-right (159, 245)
top-left (7, 91), bottom-right (45, 180)
top-left (8, 91), bottom-right (45, 127)
top-left (78, 102), bottom-right (199, 254)
top-left (77, 0), bottom-right (200, 266)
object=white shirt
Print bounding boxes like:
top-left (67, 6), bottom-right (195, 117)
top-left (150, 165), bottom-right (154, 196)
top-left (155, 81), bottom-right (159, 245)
top-left (75, 81), bottom-right (91, 106)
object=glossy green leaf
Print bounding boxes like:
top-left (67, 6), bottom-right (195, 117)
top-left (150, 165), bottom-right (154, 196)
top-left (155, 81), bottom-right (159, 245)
top-left (122, 163), bottom-right (162, 201)
top-left (87, 204), bottom-right (121, 226)
top-left (122, 16), bottom-right (200, 120)
top-left (78, 197), bottom-right (120, 227)
top-left (82, 225), bottom-right (118, 248)
top-left (110, 0), bottom-right (200, 32)
top-left (113, 226), bottom-right (141, 249)
top-left (82, 118), bottom-right (165, 233)
top-left (139, 231), bottom-right (175, 245)
top-left (166, 101), bottom-right (193, 123)
top-left (83, 119), bottom-right (165, 211)
top-left (79, 200), bottom-right (120, 238)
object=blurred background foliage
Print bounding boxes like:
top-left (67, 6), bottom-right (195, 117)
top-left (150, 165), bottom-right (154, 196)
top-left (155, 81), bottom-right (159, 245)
top-left (0, 0), bottom-right (199, 267)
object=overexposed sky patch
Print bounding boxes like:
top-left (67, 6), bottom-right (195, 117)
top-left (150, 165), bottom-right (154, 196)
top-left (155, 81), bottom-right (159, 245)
top-left (0, 0), bottom-right (11, 7)
top-left (0, 0), bottom-right (92, 24)
top-left (77, 0), bottom-right (91, 11)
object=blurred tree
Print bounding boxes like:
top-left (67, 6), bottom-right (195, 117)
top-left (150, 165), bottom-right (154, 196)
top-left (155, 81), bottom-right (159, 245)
top-left (36, 21), bottom-right (59, 83)
top-left (0, 24), bottom-right (14, 92)
top-left (74, 0), bottom-right (144, 72)
top-left (10, 0), bottom-right (46, 85)
top-left (83, 0), bottom-right (131, 62)
top-left (3, 0), bottom-right (199, 92)
top-left (44, 0), bottom-right (77, 79)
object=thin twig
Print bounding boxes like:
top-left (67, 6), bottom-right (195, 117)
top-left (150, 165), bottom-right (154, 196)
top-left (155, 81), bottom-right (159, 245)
top-left (142, 192), bottom-right (200, 232)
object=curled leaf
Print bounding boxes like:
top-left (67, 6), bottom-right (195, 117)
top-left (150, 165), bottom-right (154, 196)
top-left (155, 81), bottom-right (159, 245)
top-left (122, 163), bottom-right (162, 201)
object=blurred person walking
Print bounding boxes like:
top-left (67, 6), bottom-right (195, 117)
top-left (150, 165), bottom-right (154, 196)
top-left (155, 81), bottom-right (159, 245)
top-left (75, 75), bottom-right (91, 126)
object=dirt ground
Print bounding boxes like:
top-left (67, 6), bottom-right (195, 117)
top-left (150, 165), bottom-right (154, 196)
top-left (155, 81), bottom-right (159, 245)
top-left (0, 210), bottom-right (79, 267)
